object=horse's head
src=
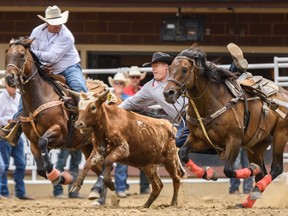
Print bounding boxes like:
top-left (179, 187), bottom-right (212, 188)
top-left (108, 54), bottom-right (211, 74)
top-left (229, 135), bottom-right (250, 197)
top-left (5, 37), bottom-right (34, 88)
top-left (163, 48), bottom-right (207, 104)
top-left (75, 80), bottom-right (110, 131)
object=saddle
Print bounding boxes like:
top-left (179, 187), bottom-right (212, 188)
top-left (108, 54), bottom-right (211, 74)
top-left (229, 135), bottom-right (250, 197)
top-left (225, 72), bottom-right (286, 149)
top-left (226, 72), bottom-right (279, 99)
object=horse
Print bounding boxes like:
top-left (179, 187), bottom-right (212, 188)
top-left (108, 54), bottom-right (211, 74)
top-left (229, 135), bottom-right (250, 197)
top-left (163, 47), bottom-right (288, 208)
top-left (4, 36), bottom-right (106, 203)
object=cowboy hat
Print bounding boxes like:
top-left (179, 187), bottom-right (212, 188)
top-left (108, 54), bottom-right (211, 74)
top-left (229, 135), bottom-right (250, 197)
top-left (108, 72), bottom-right (129, 87)
top-left (38, 5), bottom-right (69, 26)
top-left (0, 77), bottom-right (5, 87)
top-left (127, 66), bottom-right (147, 80)
top-left (142, 52), bottom-right (174, 67)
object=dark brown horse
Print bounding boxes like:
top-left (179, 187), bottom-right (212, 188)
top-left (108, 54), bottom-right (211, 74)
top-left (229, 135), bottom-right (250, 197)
top-left (4, 37), bottom-right (106, 202)
top-left (163, 47), bottom-right (288, 208)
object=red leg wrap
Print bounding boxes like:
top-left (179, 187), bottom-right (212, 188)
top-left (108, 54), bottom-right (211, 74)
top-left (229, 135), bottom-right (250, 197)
top-left (46, 168), bottom-right (61, 182)
top-left (242, 194), bottom-right (256, 208)
top-left (255, 174), bottom-right (272, 192)
top-left (186, 159), bottom-right (205, 178)
top-left (235, 168), bottom-right (251, 178)
top-left (61, 171), bottom-right (74, 185)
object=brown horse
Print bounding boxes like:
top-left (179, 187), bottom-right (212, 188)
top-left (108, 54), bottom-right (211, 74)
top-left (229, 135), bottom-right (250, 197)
top-left (163, 47), bottom-right (288, 208)
top-left (4, 37), bottom-right (106, 202)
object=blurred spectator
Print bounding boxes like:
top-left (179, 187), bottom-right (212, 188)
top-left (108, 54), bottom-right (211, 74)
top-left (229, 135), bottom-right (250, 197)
top-left (229, 148), bottom-right (254, 194)
top-left (124, 66), bottom-right (150, 195)
top-left (108, 72), bottom-right (130, 198)
top-left (53, 149), bottom-right (83, 199)
top-left (0, 149), bottom-right (5, 199)
top-left (0, 78), bottom-right (34, 200)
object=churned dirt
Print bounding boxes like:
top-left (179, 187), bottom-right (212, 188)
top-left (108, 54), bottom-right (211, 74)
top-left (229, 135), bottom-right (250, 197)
top-left (1, 178), bottom-right (288, 216)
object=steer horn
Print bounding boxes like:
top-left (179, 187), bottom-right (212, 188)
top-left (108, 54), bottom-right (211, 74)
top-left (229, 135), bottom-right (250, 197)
top-left (96, 88), bottom-right (110, 99)
top-left (66, 89), bottom-right (81, 98)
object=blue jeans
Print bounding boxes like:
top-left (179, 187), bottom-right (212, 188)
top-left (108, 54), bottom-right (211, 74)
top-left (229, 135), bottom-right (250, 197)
top-left (175, 120), bottom-right (190, 148)
top-left (0, 137), bottom-right (26, 197)
top-left (140, 169), bottom-right (150, 193)
top-left (114, 163), bottom-right (129, 193)
top-left (53, 149), bottom-right (82, 197)
top-left (0, 152), bottom-right (5, 193)
top-left (229, 148), bottom-right (254, 193)
top-left (58, 63), bottom-right (87, 93)
top-left (13, 63), bottom-right (87, 119)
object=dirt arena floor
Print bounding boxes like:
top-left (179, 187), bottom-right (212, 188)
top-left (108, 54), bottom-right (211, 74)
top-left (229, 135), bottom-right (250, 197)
top-left (1, 177), bottom-right (288, 216)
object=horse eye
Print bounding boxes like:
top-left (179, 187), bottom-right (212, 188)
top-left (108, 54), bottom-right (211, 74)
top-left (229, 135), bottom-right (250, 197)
top-left (182, 68), bottom-right (188, 74)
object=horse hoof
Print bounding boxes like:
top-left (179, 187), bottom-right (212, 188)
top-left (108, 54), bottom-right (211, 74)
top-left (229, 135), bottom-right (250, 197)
top-left (248, 163), bottom-right (262, 176)
top-left (250, 191), bottom-right (262, 200)
top-left (228, 203), bottom-right (244, 209)
top-left (88, 190), bottom-right (100, 200)
top-left (103, 178), bottom-right (115, 191)
top-left (205, 167), bottom-right (218, 181)
top-left (91, 201), bottom-right (101, 207)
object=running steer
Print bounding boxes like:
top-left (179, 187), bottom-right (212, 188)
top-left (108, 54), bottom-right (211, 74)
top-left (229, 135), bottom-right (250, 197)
top-left (74, 80), bottom-right (185, 208)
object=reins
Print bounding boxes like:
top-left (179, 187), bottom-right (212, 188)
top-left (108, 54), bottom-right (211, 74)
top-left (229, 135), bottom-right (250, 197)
top-left (6, 47), bottom-right (38, 94)
top-left (167, 55), bottom-right (227, 153)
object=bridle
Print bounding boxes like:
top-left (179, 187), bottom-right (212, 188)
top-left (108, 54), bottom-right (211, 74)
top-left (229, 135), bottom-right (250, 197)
top-left (6, 45), bottom-right (37, 93)
top-left (167, 55), bottom-right (209, 100)
top-left (166, 54), bottom-right (225, 153)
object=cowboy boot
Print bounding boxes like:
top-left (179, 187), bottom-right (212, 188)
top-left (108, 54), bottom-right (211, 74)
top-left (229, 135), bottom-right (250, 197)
top-left (0, 119), bottom-right (22, 147)
top-left (227, 43), bottom-right (248, 72)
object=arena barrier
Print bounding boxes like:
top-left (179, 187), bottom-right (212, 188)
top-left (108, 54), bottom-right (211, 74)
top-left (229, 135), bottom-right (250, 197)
top-left (1, 59), bottom-right (288, 185)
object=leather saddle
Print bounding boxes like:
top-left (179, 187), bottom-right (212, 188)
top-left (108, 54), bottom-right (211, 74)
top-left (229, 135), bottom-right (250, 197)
top-left (225, 72), bottom-right (279, 99)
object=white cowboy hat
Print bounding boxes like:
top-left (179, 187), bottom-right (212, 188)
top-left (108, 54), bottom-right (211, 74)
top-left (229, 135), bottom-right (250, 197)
top-left (37, 5), bottom-right (69, 26)
top-left (108, 72), bottom-right (129, 87)
top-left (127, 66), bottom-right (147, 80)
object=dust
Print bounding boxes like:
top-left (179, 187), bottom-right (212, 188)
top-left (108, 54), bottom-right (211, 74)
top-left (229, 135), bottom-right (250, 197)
top-left (0, 180), bottom-right (287, 216)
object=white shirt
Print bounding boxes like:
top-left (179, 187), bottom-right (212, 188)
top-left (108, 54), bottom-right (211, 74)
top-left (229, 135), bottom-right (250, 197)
top-left (0, 90), bottom-right (21, 126)
top-left (30, 23), bottom-right (80, 74)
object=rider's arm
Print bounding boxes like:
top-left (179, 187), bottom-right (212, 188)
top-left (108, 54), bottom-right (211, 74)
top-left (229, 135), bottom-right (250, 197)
top-left (118, 81), bottom-right (155, 111)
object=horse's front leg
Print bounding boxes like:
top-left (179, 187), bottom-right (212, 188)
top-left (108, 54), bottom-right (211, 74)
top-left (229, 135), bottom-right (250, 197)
top-left (29, 140), bottom-right (46, 178)
top-left (223, 138), bottom-right (261, 180)
top-left (38, 125), bottom-right (73, 185)
top-left (179, 136), bottom-right (217, 181)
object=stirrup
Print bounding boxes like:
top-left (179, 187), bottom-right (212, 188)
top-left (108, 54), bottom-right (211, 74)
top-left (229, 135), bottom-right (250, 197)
top-left (0, 121), bottom-right (21, 147)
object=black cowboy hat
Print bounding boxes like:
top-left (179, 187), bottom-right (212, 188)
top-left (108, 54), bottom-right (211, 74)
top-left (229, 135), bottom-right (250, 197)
top-left (142, 52), bottom-right (174, 67)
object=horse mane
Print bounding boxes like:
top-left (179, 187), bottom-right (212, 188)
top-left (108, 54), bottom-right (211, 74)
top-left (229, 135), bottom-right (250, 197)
top-left (9, 36), bottom-right (53, 80)
top-left (9, 36), bottom-right (32, 48)
top-left (178, 47), bottom-right (237, 83)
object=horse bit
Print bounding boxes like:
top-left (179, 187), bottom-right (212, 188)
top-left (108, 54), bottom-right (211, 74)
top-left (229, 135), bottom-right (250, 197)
top-left (6, 47), bottom-right (37, 93)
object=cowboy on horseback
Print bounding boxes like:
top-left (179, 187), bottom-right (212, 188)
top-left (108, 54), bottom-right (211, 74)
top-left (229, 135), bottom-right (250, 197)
top-left (0, 5), bottom-right (87, 145)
